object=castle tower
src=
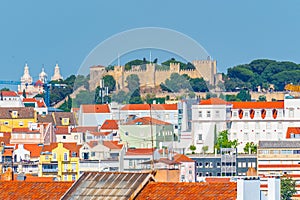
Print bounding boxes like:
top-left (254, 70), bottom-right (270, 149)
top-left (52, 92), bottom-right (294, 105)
top-left (39, 68), bottom-right (48, 83)
top-left (51, 64), bottom-right (63, 81)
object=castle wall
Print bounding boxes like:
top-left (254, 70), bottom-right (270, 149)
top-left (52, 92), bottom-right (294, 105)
top-left (89, 60), bottom-right (217, 91)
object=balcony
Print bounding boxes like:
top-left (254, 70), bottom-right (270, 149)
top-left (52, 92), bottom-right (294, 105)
top-left (42, 168), bottom-right (58, 173)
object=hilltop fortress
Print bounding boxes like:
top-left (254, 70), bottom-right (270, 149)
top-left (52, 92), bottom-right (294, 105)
top-left (90, 59), bottom-right (221, 91)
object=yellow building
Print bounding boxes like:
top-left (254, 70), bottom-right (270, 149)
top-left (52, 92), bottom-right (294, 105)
top-left (0, 107), bottom-right (36, 132)
top-left (38, 142), bottom-right (81, 181)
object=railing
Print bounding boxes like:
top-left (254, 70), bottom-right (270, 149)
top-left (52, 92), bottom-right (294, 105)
top-left (42, 168), bottom-right (58, 172)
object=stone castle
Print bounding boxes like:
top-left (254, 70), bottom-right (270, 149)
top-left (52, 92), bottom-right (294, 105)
top-left (90, 59), bottom-right (221, 91)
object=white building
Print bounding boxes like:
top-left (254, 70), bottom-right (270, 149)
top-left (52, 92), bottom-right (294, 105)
top-left (78, 104), bottom-right (112, 126)
top-left (0, 91), bottom-right (24, 107)
top-left (191, 98), bottom-right (231, 153)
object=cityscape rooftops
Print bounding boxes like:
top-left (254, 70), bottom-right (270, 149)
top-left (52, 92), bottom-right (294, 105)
top-left (100, 119), bottom-right (118, 130)
top-left (121, 103), bottom-right (177, 111)
top-left (81, 104), bottom-right (110, 113)
top-left (124, 116), bottom-right (171, 125)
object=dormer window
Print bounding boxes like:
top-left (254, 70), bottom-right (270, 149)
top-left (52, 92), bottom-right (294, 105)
top-left (11, 111), bottom-right (18, 118)
top-left (61, 118), bottom-right (69, 126)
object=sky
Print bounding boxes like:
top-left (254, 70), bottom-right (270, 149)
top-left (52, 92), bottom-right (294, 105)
top-left (1, 1), bottom-right (300, 83)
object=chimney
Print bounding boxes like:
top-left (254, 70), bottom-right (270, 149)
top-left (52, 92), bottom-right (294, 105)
top-left (237, 177), bottom-right (261, 200)
top-left (268, 177), bottom-right (280, 200)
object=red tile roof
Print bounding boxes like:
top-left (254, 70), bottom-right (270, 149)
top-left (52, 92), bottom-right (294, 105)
top-left (55, 126), bottom-right (69, 135)
top-left (126, 148), bottom-right (155, 156)
top-left (3, 149), bottom-right (13, 156)
top-left (23, 98), bottom-right (46, 108)
top-left (90, 131), bottom-right (112, 136)
top-left (81, 104), bottom-right (110, 113)
top-left (200, 98), bottom-right (229, 105)
top-left (23, 144), bottom-right (43, 157)
top-left (103, 141), bottom-right (123, 150)
top-left (286, 127), bottom-right (300, 138)
top-left (121, 104), bottom-right (177, 111)
top-left (87, 141), bottom-right (99, 148)
top-left (0, 132), bottom-right (11, 145)
top-left (71, 126), bottom-right (98, 133)
top-left (0, 91), bottom-right (18, 97)
top-left (100, 120), bottom-right (119, 130)
top-left (12, 128), bottom-right (39, 133)
top-left (205, 177), bottom-right (231, 183)
top-left (135, 182), bottom-right (237, 200)
top-left (173, 154), bottom-right (195, 163)
top-left (125, 117), bottom-right (171, 125)
top-left (0, 181), bottom-right (73, 200)
top-left (231, 101), bottom-right (284, 109)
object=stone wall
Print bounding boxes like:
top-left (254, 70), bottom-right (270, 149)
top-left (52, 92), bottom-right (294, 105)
top-left (89, 60), bottom-right (218, 90)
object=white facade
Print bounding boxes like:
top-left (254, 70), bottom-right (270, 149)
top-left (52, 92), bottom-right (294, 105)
top-left (0, 91), bottom-right (24, 107)
top-left (191, 99), bottom-right (230, 153)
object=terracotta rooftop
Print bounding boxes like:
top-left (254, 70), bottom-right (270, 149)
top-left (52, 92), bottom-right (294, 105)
top-left (121, 104), bottom-right (177, 111)
top-left (0, 91), bottom-right (18, 97)
top-left (103, 141), bottom-right (123, 150)
top-left (200, 98), bottom-right (229, 105)
top-left (173, 154), bottom-right (195, 163)
top-left (87, 141), bottom-right (99, 148)
top-left (71, 126), bottom-right (98, 133)
top-left (12, 128), bottom-right (40, 133)
top-left (41, 143), bottom-right (82, 157)
top-left (55, 126), bottom-right (69, 135)
top-left (0, 181), bottom-right (72, 200)
top-left (135, 182), bottom-right (237, 200)
top-left (0, 107), bottom-right (35, 119)
top-left (231, 101), bottom-right (284, 109)
top-left (3, 149), bottom-right (13, 156)
top-left (124, 117), bottom-right (171, 125)
top-left (90, 131), bottom-right (112, 136)
top-left (0, 132), bottom-right (11, 145)
top-left (100, 119), bottom-right (119, 130)
top-left (23, 144), bottom-right (43, 157)
top-left (23, 98), bottom-right (46, 108)
top-left (52, 112), bottom-right (77, 126)
top-left (81, 104), bottom-right (110, 113)
top-left (126, 148), bottom-right (155, 156)
top-left (286, 127), bottom-right (300, 138)
top-left (37, 114), bottom-right (54, 124)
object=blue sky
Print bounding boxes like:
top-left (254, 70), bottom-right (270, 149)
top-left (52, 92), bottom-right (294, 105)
top-left (1, 1), bottom-right (300, 82)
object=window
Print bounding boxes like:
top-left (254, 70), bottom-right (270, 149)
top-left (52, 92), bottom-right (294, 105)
top-left (242, 162), bottom-right (246, 168)
top-left (72, 163), bottom-right (76, 171)
top-left (64, 175), bottom-right (68, 181)
top-left (198, 162), bottom-right (203, 168)
top-left (74, 135), bottom-right (78, 140)
top-left (244, 112), bottom-right (249, 117)
top-left (71, 152), bottom-right (77, 157)
top-left (63, 136), bottom-right (66, 139)
top-left (243, 132), bottom-right (249, 140)
top-left (4, 121), bottom-right (9, 125)
top-left (189, 170), bottom-right (192, 174)
top-left (198, 111), bottom-right (202, 118)
top-left (198, 134), bottom-right (202, 141)
top-left (217, 162), bottom-right (221, 168)
top-left (238, 162), bottom-right (242, 168)
top-left (91, 152), bottom-right (95, 157)
top-left (64, 164), bottom-right (68, 172)
top-left (53, 153), bottom-right (56, 160)
top-left (289, 109), bottom-right (294, 118)
top-left (19, 121), bottom-right (23, 126)
top-left (64, 153), bottom-right (68, 161)
top-left (233, 112), bottom-right (237, 117)
top-left (205, 162), bottom-right (209, 168)
top-left (215, 111), bottom-right (220, 118)
top-left (129, 160), bottom-right (133, 167)
top-left (165, 114), bottom-right (169, 119)
top-left (125, 132), bottom-right (129, 136)
top-left (181, 175), bottom-right (185, 181)
top-left (207, 111), bottom-right (211, 118)
top-left (72, 174), bottom-right (76, 181)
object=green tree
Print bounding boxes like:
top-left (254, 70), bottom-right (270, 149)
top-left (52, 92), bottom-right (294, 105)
top-left (128, 89), bottom-right (143, 104)
top-left (112, 91), bottom-right (128, 104)
top-left (0, 88), bottom-right (10, 91)
top-left (243, 142), bottom-right (257, 154)
top-left (228, 65), bottom-right (255, 82)
top-left (236, 89), bottom-right (251, 101)
top-left (126, 74), bottom-right (140, 91)
top-left (281, 176), bottom-right (296, 200)
top-left (164, 73), bottom-right (192, 92)
top-left (103, 75), bottom-right (116, 92)
top-left (190, 145), bottom-right (196, 154)
top-left (189, 77), bottom-right (209, 92)
top-left (215, 130), bottom-right (238, 152)
top-left (258, 95), bottom-right (266, 102)
top-left (202, 146), bottom-right (208, 154)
